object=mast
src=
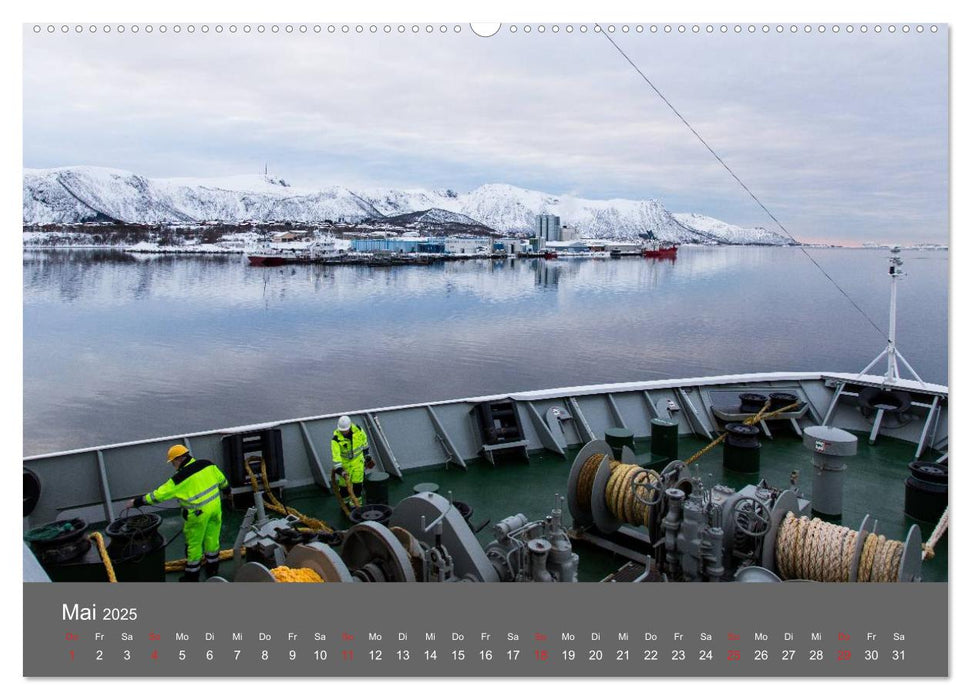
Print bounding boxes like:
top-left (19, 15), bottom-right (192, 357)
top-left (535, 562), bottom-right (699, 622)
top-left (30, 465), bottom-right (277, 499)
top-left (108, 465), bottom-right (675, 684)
top-left (857, 246), bottom-right (925, 386)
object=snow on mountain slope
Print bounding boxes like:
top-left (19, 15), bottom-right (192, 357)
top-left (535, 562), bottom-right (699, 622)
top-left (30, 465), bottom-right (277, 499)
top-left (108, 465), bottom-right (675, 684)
top-left (23, 169), bottom-right (105, 223)
top-left (23, 166), bottom-right (795, 244)
top-left (673, 212), bottom-right (795, 246)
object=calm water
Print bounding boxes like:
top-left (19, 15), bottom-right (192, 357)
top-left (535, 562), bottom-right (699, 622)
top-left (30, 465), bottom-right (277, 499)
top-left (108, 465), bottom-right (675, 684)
top-left (23, 247), bottom-right (948, 455)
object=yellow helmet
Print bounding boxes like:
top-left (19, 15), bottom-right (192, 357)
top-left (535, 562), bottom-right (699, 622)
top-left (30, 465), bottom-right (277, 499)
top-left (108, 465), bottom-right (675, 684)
top-left (166, 444), bottom-right (189, 463)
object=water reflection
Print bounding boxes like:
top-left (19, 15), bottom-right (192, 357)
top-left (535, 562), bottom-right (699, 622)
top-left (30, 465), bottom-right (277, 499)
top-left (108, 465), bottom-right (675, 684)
top-left (23, 247), bottom-right (948, 455)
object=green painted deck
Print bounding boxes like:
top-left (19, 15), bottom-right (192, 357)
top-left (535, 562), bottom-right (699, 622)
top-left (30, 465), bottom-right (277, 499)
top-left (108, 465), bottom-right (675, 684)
top-left (151, 429), bottom-right (946, 583)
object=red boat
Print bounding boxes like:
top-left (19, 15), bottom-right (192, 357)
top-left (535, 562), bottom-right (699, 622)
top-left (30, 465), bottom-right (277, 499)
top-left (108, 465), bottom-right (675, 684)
top-left (543, 250), bottom-right (559, 259)
top-left (247, 255), bottom-right (287, 267)
top-left (642, 245), bottom-right (678, 258)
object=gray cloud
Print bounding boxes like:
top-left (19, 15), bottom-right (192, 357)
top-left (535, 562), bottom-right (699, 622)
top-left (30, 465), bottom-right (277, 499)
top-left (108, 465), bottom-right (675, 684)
top-left (23, 27), bottom-right (947, 243)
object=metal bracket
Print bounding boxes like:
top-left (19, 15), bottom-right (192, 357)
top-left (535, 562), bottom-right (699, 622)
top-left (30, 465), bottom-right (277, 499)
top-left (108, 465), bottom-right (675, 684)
top-left (868, 408), bottom-right (886, 445)
top-left (544, 405), bottom-right (573, 451)
top-left (95, 450), bottom-right (115, 523)
top-left (676, 387), bottom-right (712, 440)
top-left (914, 395), bottom-right (940, 459)
top-left (298, 421), bottom-right (331, 490)
top-left (364, 413), bottom-right (402, 478)
top-left (568, 397), bottom-right (597, 443)
top-left (426, 405), bottom-right (467, 470)
top-left (795, 381), bottom-right (824, 425)
top-left (821, 381), bottom-right (845, 426)
top-left (605, 394), bottom-right (628, 431)
top-left (525, 401), bottom-right (565, 456)
top-left (642, 390), bottom-right (660, 419)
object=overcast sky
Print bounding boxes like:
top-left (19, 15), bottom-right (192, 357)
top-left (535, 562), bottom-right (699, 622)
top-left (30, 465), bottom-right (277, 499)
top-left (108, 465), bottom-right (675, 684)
top-left (22, 24), bottom-right (947, 244)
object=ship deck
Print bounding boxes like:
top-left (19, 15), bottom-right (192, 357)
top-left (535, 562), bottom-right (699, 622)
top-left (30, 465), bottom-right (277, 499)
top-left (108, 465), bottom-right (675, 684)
top-left (141, 429), bottom-right (946, 583)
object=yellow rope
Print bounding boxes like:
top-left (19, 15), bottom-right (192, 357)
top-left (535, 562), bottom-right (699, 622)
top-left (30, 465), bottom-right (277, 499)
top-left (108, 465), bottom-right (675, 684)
top-left (270, 565), bottom-right (325, 583)
top-left (165, 547), bottom-right (243, 573)
top-left (775, 513), bottom-right (906, 582)
top-left (88, 532), bottom-right (117, 583)
top-left (330, 469), bottom-right (358, 519)
top-left (577, 453), bottom-right (604, 508)
top-left (244, 457), bottom-right (333, 532)
top-left (578, 454), bottom-right (659, 529)
top-left (684, 400), bottom-right (800, 466)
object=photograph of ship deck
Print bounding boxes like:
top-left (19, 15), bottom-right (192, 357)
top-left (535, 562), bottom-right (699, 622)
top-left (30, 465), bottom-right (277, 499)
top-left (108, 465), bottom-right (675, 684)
top-left (23, 23), bottom-right (947, 590)
top-left (24, 364), bottom-right (948, 585)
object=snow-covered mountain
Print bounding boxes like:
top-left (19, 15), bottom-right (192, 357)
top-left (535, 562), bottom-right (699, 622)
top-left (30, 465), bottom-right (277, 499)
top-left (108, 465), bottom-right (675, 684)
top-left (23, 166), bottom-right (798, 245)
top-left (672, 212), bottom-right (794, 246)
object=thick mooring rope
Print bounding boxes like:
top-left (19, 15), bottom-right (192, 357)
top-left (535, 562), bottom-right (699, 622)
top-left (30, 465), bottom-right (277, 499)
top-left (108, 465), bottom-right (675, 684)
top-left (922, 506), bottom-right (948, 561)
top-left (88, 531), bottom-right (117, 583)
top-left (165, 547), bottom-right (242, 573)
top-left (577, 454), bottom-right (660, 527)
top-left (244, 457), bottom-right (334, 532)
top-left (775, 512), bottom-right (905, 582)
top-left (684, 400), bottom-right (800, 466)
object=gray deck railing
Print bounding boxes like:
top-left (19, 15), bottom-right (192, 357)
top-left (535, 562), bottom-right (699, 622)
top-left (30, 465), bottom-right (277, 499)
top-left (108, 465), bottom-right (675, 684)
top-left (23, 372), bottom-right (947, 528)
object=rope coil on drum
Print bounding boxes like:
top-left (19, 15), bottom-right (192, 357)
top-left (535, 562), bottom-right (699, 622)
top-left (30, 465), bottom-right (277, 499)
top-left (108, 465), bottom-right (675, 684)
top-left (775, 512), bottom-right (907, 582)
top-left (575, 454), bottom-right (660, 528)
top-left (269, 565), bottom-right (325, 583)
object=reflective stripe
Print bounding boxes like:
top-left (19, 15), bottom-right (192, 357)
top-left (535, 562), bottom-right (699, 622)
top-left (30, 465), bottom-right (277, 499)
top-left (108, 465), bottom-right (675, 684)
top-left (185, 560), bottom-right (202, 572)
top-left (192, 492), bottom-right (220, 508)
top-left (186, 483), bottom-right (220, 506)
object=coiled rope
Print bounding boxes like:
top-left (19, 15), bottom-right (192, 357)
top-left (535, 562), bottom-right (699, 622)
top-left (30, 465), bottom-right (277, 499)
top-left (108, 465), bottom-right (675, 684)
top-left (270, 565), bottom-right (325, 583)
top-left (775, 512), bottom-right (905, 582)
top-left (576, 454), bottom-right (660, 527)
top-left (88, 532), bottom-right (117, 583)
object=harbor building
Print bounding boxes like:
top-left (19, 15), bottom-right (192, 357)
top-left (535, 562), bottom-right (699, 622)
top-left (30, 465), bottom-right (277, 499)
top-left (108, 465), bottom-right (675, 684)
top-left (535, 214), bottom-right (562, 243)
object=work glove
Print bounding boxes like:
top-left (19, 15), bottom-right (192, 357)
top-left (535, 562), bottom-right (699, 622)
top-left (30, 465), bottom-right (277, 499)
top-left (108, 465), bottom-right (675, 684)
top-left (334, 467), bottom-right (346, 478)
top-left (365, 458), bottom-right (375, 470)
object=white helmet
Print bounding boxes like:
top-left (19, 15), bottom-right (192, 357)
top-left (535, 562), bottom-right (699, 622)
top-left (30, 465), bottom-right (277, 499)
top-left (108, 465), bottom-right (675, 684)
top-left (337, 415), bottom-right (352, 432)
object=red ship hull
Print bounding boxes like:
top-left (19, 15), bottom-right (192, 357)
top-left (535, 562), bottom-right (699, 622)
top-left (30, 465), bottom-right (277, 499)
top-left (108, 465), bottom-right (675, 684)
top-left (247, 255), bottom-right (287, 267)
top-left (642, 246), bottom-right (678, 258)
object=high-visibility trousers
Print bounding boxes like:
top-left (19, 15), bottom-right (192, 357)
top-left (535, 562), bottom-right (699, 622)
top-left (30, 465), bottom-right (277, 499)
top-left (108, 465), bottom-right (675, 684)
top-left (183, 506), bottom-right (222, 564)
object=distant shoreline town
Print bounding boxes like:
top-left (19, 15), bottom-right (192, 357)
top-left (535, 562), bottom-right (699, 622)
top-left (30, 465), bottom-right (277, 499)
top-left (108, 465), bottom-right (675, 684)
top-left (23, 167), bottom-right (947, 255)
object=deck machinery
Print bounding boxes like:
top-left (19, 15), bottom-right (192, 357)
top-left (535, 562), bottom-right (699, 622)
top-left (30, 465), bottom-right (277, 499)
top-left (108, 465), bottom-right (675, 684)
top-left (217, 428), bottom-right (924, 585)
top-left (563, 437), bottom-right (925, 584)
top-left (224, 490), bottom-right (578, 584)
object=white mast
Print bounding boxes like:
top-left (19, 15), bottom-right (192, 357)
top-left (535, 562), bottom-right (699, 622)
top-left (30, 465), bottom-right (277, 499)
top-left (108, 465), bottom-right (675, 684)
top-left (857, 246), bottom-right (925, 386)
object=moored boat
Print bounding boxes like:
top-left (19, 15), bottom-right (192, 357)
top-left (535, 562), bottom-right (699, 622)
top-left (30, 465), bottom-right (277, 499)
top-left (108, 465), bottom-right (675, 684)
top-left (642, 244), bottom-right (678, 258)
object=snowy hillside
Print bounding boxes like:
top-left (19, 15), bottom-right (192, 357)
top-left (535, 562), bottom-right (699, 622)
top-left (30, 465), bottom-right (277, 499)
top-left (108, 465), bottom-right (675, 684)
top-left (673, 212), bottom-right (794, 246)
top-left (23, 166), bottom-right (797, 245)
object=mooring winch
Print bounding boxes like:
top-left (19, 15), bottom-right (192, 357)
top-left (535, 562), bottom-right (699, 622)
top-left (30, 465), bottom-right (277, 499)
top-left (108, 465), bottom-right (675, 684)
top-left (566, 437), bottom-right (926, 583)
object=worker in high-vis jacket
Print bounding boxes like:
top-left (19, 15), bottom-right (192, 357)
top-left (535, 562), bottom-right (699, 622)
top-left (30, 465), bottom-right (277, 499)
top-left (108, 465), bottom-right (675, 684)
top-left (128, 445), bottom-right (230, 582)
top-left (332, 415), bottom-right (375, 508)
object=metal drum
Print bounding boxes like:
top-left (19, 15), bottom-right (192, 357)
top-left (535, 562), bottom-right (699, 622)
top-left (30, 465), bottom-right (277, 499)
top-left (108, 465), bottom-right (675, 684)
top-left (904, 461), bottom-right (948, 523)
top-left (723, 423), bottom-right (761, 474)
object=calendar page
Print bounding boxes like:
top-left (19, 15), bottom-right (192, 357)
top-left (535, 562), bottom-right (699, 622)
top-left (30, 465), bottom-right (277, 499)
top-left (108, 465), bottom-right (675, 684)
top-left (20, 1), bottom-right (952, 688)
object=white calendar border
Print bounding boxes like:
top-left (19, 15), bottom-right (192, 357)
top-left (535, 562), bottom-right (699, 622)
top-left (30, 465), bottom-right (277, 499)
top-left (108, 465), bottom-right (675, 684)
top-left (6, 0), bottom-right (963, 697)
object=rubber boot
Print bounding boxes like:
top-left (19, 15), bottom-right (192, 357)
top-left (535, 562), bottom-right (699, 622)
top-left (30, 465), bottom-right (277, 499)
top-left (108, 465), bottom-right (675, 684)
top-left (205, 561), bottom-right (220, 578)
top-left (179, 569), bottom-right (201, 583)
